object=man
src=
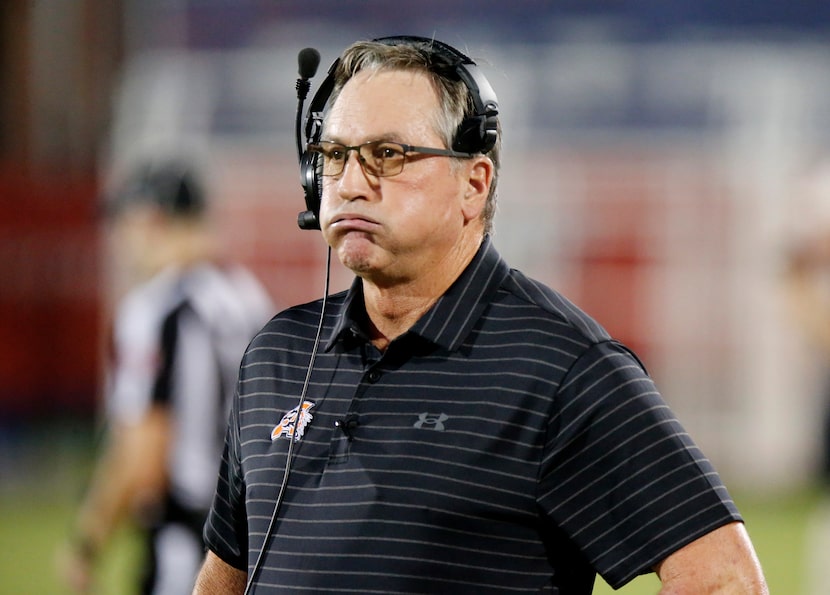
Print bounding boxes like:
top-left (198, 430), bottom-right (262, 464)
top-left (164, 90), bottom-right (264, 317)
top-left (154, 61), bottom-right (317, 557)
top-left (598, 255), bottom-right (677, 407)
top-left (194, 37), bottom-right (767, 593)
top-left (783, 176), bottom-right (830, 595)
top-left (59, 160), bottom-right (273, 594)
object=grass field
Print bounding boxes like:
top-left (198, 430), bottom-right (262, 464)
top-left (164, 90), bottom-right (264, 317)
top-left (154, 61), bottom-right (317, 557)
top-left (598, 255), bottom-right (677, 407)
top-left (0, 423), bottom-right (821, 593)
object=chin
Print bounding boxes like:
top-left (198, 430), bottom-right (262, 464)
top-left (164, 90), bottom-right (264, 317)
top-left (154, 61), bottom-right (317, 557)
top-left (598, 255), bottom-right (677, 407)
top-left (336, 241), bottom-right (376, 275)
top-left (335, 234), bottom-right (378, 273)
top-left (338, 253), bottom-right (374, 275)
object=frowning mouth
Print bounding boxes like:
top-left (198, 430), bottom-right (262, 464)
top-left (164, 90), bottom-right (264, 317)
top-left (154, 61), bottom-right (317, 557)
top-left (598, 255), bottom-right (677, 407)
top-left (329, 213), bottom-right (379, 232)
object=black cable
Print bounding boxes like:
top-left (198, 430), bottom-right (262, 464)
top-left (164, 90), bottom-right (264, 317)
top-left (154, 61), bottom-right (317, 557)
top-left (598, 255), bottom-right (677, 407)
top-left (243, 246), bottom-right (332, 594)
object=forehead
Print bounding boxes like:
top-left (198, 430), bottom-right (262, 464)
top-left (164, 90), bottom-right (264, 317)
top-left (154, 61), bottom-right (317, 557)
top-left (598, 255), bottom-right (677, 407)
top-left (324, 69), bottom-right (441, 142)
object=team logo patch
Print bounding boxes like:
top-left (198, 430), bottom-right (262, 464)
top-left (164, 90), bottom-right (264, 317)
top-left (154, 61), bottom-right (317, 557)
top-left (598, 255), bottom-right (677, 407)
top-left (271, 400), bottom-right (315, 441)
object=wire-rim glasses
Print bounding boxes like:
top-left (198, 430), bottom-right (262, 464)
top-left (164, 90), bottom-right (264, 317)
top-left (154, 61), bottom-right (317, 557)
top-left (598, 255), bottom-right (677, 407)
top-left (308, 140), bottom-right (473, 178)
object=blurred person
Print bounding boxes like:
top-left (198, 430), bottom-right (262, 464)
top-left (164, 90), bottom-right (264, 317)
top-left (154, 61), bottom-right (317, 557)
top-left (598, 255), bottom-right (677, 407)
top-left (193, 36), bottom-right (768, 594)
top-left (783, 168), bottom-right (830, 595)
top-left (58, 160), bottom-right (274, 594)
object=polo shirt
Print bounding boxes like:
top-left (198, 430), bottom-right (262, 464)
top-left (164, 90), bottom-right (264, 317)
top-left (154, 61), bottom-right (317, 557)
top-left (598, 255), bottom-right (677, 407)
top-left (203, 236), bottom-right (741, 593)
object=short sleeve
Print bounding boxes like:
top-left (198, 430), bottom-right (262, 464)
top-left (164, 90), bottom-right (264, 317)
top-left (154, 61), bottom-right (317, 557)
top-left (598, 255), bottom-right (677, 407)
top-left (106, 291), bottom-right (163, 423)
top-left (538, 340), bottom-right (741, 588)
top-left (202, 388), bottom-right (249, 570)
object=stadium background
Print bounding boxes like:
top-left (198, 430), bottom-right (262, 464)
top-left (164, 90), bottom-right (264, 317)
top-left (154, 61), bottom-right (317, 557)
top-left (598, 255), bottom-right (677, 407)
top-left (3, 1), bottom-right (830, 592)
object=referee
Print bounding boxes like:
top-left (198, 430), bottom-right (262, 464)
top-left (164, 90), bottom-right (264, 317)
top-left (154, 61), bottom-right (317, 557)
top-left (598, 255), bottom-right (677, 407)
top-left (59, 159), bottom-right (273, 594)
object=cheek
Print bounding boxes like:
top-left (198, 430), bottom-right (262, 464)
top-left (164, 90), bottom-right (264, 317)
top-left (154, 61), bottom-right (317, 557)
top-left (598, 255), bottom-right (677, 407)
top-left (317, 185), bottom-right (338, 238)
top-left (397, 169), bottom-right (463, 224)
top-left (318, 179), bottom-right (335, 209)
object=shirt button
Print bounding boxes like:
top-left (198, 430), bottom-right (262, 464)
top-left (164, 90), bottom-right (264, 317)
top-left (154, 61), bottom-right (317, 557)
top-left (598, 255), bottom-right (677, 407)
top-left (367, 370), bottom-right (381, 383)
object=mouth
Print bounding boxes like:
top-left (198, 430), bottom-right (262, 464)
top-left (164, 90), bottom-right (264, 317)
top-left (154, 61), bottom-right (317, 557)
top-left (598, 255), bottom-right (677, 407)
top-left (329, 213), bottom-right (379, 232)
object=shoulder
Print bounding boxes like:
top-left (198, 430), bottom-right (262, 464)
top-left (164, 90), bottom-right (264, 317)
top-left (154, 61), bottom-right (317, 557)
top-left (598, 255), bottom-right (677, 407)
top-left (115, 269), bottom-right (184, 340)
top-left (248, 290), bottom-right (347, 349)
top-left (120, 268), bottom-right (182, 313)
top-left (495, 267), bottom-right (612, 345)
top-left (182, 262), bottom-right (274, 329)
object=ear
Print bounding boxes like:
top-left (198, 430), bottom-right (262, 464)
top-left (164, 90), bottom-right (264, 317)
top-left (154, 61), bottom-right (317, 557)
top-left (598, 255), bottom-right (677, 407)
top-left (461, 156), bottom-right (493, 223)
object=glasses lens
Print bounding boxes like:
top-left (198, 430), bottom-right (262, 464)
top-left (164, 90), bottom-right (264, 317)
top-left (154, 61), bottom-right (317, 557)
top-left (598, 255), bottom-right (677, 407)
top-left (313, 143), bottom-right (345, 176)
top-left (312, 141), bottom-right (407, 177)
top-left (359, 141), bottom-right (405, 177)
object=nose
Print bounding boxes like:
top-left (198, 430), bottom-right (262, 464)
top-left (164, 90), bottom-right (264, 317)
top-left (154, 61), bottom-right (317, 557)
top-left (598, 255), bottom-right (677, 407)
top-left (334, 149), bottom-right (376, 200)
top-left (342, 148), bottom-right (364, 175)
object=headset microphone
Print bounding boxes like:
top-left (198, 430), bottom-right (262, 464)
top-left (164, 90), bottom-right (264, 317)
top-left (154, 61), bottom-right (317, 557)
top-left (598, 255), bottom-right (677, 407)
top-left (295, 47), bottom-right (326, 230)
top-left (295, 48), bottom-right (320, 162)
top-left (298, 47), bottom-right (321, 81)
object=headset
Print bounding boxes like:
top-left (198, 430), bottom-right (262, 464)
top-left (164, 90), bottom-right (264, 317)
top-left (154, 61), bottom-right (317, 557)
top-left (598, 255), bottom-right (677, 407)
top-left (294, 35), bottom-right (500, 230)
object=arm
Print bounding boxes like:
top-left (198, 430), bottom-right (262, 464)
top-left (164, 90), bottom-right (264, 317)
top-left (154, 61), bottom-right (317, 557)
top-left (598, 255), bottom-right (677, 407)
top-left (784, 246), bottom-right (830, 355)
top-left (654, 522), bottom-right (768, 594)
top-left (192, 550), bottom-right (247, 594)
top-left (58, 405), bottom-right (171, 592)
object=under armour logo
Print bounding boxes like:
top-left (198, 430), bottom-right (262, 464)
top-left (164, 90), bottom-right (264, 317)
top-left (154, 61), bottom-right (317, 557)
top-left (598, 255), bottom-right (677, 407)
top-left (414, 412), bottom-right (448, 431)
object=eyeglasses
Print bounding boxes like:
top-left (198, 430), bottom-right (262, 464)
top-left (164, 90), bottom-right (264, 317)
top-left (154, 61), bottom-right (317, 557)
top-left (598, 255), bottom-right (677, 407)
top-left (307, 140), bottom-right (472, 178)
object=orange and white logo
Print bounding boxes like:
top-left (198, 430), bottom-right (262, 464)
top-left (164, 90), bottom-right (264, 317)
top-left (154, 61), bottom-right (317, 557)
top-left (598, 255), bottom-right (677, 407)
top-left (271, 400), bottom-right (315, 441)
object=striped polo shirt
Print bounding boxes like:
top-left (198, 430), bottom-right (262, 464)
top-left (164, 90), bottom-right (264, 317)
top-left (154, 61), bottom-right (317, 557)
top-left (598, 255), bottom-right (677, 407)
top-left (204, 236), bottom-right (741, 593)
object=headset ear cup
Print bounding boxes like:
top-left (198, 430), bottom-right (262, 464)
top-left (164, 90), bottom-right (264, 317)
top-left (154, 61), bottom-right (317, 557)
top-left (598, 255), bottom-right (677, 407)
top-left (298, 150), bottom-right (322, 230)
top-left (453, 115), bottom-right (498, 154)
top-left (479, 118), bottom-right (498, 154)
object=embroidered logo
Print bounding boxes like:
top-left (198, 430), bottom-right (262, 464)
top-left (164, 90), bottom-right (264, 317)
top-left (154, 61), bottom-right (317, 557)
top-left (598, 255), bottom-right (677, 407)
top-left (271, 400), bottom-right (315, 441)
top-left (414, 412), bottom-right (448, 431)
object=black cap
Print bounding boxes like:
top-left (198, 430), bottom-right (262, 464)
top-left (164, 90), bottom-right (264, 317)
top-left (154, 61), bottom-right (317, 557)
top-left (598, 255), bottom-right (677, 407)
top-left (104, 160), bottom-right (205, 218)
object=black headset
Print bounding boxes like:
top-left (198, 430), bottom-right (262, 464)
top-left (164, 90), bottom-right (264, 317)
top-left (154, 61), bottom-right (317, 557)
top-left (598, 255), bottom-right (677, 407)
top-left (295, 35), bottom-right (500, 230)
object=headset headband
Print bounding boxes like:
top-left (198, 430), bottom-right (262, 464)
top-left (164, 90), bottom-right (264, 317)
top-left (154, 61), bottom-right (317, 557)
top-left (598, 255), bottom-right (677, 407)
top-left (304, 36), bottom-right (498, 151)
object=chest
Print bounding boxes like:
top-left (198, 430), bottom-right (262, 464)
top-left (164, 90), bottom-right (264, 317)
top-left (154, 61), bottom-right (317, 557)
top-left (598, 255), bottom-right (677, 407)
top-left (240, 343), bottom-right (559, 513)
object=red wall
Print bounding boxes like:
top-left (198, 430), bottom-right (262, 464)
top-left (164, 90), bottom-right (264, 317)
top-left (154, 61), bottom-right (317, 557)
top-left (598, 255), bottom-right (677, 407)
top-left (0, 163), bottom-right (101, 418)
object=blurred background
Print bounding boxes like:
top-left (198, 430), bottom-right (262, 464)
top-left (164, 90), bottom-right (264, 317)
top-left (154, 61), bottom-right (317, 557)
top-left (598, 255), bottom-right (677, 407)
top-left (3, 1), bottom-right (830, 592)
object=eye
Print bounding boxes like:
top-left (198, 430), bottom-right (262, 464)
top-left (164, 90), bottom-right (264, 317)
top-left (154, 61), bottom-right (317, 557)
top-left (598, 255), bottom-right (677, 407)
top-left (326, 145), bottom-right (346, 161)
top-left (373, 142), bottom-right (403, 160)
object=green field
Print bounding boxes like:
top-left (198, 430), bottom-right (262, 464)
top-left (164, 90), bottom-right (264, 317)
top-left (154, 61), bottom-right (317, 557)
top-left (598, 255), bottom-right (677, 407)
top-left (0, 423), bottom-right (820, 593)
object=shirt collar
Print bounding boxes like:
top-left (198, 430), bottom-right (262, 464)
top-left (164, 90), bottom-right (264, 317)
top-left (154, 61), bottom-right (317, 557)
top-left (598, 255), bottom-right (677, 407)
top-left (325, 235), bottom-right (510, 353)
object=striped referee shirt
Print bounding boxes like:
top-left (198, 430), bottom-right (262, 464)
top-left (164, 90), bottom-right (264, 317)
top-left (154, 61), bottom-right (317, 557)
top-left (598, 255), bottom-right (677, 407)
top-left (108, 262), bottom-right (273, 514)
top-left (204, 236), bottom-right (741, 593)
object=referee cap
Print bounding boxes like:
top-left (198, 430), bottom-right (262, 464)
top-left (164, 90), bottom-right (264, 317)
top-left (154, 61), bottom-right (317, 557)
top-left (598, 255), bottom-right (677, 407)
top-left (104, 159), bottom-right (206, 219)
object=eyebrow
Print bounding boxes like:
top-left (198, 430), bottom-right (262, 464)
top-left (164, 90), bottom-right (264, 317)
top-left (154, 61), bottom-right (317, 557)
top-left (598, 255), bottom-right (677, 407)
top-left (321, 133), bottom-right (407, 145)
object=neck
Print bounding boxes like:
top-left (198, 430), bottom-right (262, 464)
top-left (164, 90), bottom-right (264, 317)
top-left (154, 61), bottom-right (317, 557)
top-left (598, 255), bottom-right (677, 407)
top-left (137, 225), bottom-right (215, 280)
top-left (362, 233), bottom-right (482, 351)
top-left (362, 289), bottom-right (437, 352)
